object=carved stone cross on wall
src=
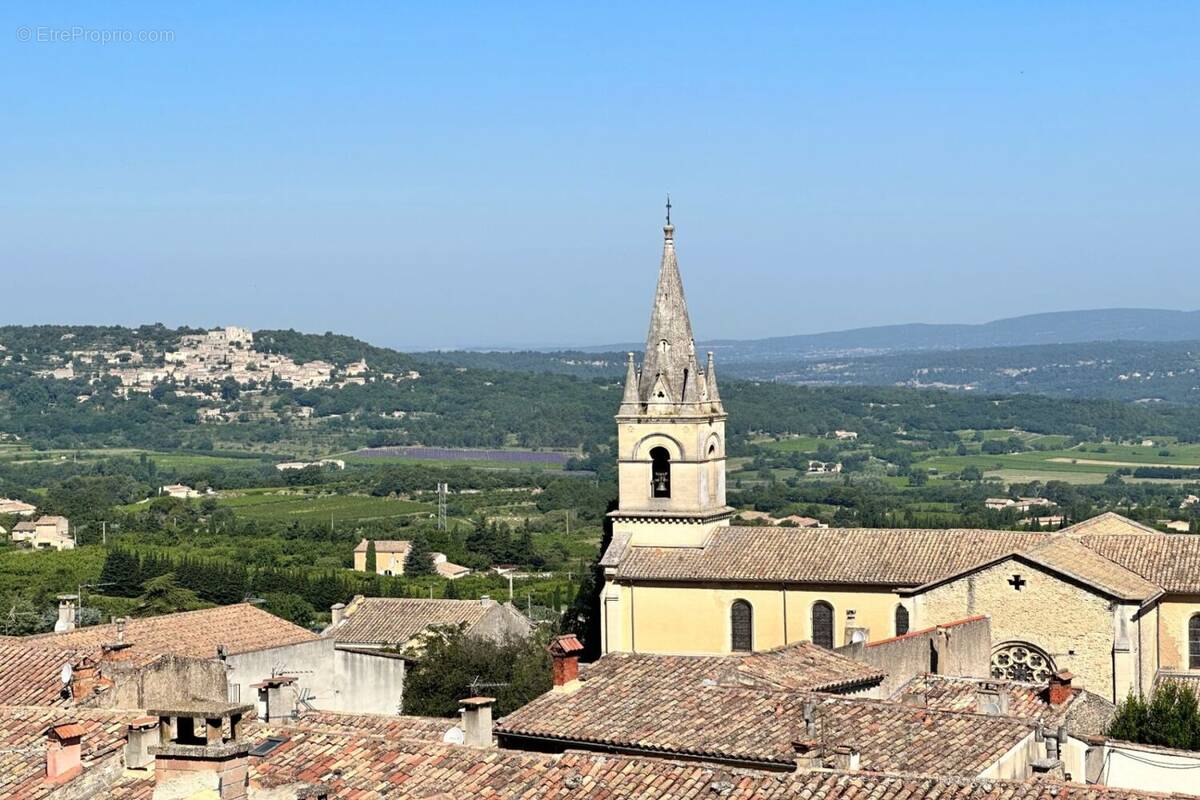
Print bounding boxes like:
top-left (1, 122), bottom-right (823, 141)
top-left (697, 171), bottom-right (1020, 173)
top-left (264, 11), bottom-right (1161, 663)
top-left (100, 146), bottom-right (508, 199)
top-left (1008, 574), bottom-right (1027, 591)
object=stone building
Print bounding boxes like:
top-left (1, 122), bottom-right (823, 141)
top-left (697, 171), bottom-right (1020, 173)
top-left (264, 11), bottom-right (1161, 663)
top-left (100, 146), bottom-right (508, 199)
top-left (598, 215), bottom-right (1200, 704)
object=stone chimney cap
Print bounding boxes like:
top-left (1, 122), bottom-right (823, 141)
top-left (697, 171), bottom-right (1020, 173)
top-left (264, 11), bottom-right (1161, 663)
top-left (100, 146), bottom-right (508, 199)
top-left (1051, 670), bottom-right (1075, 682)
top-left (460, 696), bottom-right (496, 708)
top-left (547, 634), bottom-right (584, 657)
top-left (149, 701), bottom-right (253, 719)
top-left (129, 716), bottom-right (158, 730)
top-left (57, 594), bottom-right (79, 602)
top-left (49, 723), bottom-right (86, 741)
top-left (251, 675), bottom-right (298, 689)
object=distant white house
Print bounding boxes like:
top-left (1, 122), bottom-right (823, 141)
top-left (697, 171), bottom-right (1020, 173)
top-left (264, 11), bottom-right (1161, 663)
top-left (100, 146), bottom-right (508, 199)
top-left (432, 552), bottom-right (471, 580)
top-left (160, 484), bottom-right (204, 499)
top-left (833, 430), bottom-right (858, 440)
top-left (0, 497), bottom-right (37, 517)
top-left (276, 458), bottom-right (345, 472)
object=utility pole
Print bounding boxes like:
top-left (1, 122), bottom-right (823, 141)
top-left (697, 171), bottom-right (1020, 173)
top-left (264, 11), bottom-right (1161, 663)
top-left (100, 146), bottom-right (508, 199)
top-left (437, 483), bottom-right (448, 531)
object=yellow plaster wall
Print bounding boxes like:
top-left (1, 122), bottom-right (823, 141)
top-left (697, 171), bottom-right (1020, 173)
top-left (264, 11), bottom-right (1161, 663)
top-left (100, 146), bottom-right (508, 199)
top-left (1157, 596), bottom-right (1200, 672)
top-left (351, 551), bottom-right (405, 575)
top-left (914, 561), bottom-right (1114, 694)
top-left (607, 581), bottom-right (905, 655)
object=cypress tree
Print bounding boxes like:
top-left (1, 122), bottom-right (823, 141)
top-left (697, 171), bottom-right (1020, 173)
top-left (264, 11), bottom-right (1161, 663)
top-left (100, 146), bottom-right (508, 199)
top-left (404, 534), bottom-right (435, 576)
top-left (365, 539), bottom-right (377, 573)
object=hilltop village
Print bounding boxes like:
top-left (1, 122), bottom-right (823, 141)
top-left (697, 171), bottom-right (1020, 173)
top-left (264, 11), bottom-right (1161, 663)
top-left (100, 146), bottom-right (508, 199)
top-left (2, 218), bottom-right (1200, 799)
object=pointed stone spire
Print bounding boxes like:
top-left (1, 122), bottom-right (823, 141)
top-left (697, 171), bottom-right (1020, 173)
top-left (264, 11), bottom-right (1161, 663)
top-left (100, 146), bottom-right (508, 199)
top-left (705, 351), bottom-right (723, 412)
top-left (619, 352), bottom-right (641, 414)
top-left (639, 209), bottom-right (698, 408)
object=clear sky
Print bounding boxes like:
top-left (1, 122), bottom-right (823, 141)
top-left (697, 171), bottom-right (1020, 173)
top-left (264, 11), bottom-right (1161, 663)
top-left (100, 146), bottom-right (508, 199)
top-left (2, 3), bottom-right (1198, 350)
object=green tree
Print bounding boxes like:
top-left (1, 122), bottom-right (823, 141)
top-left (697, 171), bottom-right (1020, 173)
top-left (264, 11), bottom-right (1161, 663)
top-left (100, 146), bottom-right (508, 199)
top-left (134, 573), bottom-right (208, 616)
top-left (99, 549), bottom-right (142, 597)
top-left (405, 534), bottom-right (435, 576)
top-left (1108, 682), bottom-right (1200, 751)
top-left (262, 592), bottom-right (317, 629)
top-left (365, 539), bottom-right (377, 574)
top-left (400, 625), bottom-right (551, 716)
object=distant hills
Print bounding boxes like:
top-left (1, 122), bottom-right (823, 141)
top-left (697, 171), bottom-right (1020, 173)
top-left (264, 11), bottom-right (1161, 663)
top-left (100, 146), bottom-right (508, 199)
top-left (581, 309), bottom-right (1200, 362)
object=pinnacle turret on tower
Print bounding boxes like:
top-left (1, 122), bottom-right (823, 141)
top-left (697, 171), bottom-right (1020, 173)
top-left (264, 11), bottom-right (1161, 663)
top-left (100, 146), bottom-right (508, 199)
top-left (623, 206), bottom-right (723, 418)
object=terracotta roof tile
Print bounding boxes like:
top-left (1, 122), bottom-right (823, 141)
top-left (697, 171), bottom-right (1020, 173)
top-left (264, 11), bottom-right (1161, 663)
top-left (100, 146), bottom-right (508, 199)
top-left (0, 706), bottom-right (139, 800)
top-left (20, 603), bottom-right (317, 664)
top-left (325, 597), bottom-right (502, 646)
top-left (0, 642), bottom-right (76, 706)
top-left (1081, 534), bottom-right (1200, 594)
top-left (498, 649), bottom-right (1023, 774)
top-left (617, 526), bottom-right (1049, 585)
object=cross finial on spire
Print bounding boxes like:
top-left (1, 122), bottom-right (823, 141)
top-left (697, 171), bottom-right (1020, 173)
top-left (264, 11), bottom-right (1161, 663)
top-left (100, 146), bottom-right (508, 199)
top-left (665, 194), bottom-right (672, 225)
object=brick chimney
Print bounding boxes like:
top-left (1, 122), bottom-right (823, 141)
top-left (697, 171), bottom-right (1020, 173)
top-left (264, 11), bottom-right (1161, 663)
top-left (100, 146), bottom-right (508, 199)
top-left (1047, 670), bottom-right (1075, 706)
top-left (252, 675), bottom-right (298, 722)
top-left (54, 594), bottom-right (78, 633)
top-left (125, 716), bottom-right (160, 770)
top-left (547, 634), bottom-right (585, 692)
top-left (70, 656), bottom-right (111, 702)
top-left (149, 701), bottom-right (253, 800)
top-left (830, 744), bottom-right (861, 771)
top-left (460, 696), bottom-right (495, 747)
top-left (45, 723), bottom-right (85, 784)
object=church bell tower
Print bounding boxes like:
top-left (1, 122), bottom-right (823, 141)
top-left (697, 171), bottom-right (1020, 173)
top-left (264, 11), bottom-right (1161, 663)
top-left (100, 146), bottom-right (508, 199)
top-left (610, 204), bottom-right (733, 546)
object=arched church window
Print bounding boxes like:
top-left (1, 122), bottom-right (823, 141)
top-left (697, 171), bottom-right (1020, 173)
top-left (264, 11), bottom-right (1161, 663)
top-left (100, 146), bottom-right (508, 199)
top-left (811, 601), bottom-right (834, 649)
top-left (895, 605), bottom-right (910, 636)
top-left (991, 641), bottom-right (1055, 683)
top-left (650, 446), bottom-right (671, 498)
top-left (731, 600), bottom-right (753, 652)
top-left (1190, 614), bottom-right (1200, 669)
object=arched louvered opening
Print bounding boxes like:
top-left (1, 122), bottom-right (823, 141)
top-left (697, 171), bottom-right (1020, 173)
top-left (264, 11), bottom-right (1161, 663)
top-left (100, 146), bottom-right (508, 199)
top-left (650, 446), bottom-right (671, 498)
top-left (811, 601), bottom-right (834, 649)
top-left (895, 605), bottom-right (910, 637)
top-left (731, 600), bottom-right (753, 652)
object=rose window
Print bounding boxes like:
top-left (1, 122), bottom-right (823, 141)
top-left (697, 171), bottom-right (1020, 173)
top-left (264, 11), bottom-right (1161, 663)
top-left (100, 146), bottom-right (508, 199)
top-left (990, 641), bottom-right (1055, 683)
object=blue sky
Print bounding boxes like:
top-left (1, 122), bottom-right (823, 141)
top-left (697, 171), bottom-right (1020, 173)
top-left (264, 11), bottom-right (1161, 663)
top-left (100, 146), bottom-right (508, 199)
top-left (2, 3), bottom-right (1198, 349)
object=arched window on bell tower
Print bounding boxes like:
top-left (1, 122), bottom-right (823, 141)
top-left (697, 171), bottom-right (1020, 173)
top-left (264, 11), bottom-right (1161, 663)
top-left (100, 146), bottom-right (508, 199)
top-left (650, 446), bottom-right (671, 498)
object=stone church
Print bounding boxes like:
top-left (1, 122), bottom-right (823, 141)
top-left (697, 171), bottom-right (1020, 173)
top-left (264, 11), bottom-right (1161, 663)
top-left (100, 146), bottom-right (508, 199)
top-left (599, 214), bottom-right (1200, 703)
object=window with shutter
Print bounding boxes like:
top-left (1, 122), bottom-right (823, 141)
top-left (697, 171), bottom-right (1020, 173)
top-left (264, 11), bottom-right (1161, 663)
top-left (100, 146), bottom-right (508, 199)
top-left (731, 600), bottom-right (753, 652)
top-left (895, 605), bottom-right (910, 637)
top-left (1190, 615), bottom-right (1200, 670)
top-left (811, 601), bottom-right (834, 649)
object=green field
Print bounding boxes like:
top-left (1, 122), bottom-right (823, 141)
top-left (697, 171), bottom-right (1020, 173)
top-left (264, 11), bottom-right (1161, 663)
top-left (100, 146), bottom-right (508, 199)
top-left (918, 441), bottom-right (1200, 485)
top-left (0, 445), bottom-right (272, 471)
top-left (339, 453), bottom-right (564, 471)
top-left (211, 489), bottom-right (433, 523)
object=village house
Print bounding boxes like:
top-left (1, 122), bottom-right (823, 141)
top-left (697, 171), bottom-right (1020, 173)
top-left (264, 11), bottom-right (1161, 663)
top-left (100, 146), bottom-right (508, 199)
top-left (0, 496), bottom-right (37, 516)
top-left (13, 515), bottom-right (74, 550)
top-left (323, 596), bottom-right (532, 653)
top-left (353, 538), bottom-right (410, 575)
top-left (160, 483), bottom-right (202, 499)
top-left (597, 218), bottom-right (1200, 706)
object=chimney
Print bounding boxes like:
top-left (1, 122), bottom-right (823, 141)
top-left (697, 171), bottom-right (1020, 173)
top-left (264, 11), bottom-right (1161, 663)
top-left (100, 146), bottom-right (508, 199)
top-left (1031, 758), bottom-right (1065, 781)
top-left (330, 603), bottom-right (345, 626)
top-left (46, 723), bottom-right (85, 784)
top-left (102, 619), bottom-right (135, 663)
top-left (70, 656), bottom-right (107, 701)
top-left (149, 701), bottom-right (253, 800)
top-left (125, 716), bottom-right (159, 770)
top-left (803, 700), bottom-right (817, 737)
top-left (1047, 670), bottom-right (1075, 706)
top-left (547, 634), bottom-right (585, 692)
top-left (898, 690), bottom-right (927, 708)
top-left (460, 696), bottom-right (495, 747)
top-left (830, 744), bottom-right (861, 771)
top-left (252, 675), bottom-right (298, 722)
top-left (54, 594), bottom-right (78, 633)
top-left (975, 681), bottom-right (1009, 715)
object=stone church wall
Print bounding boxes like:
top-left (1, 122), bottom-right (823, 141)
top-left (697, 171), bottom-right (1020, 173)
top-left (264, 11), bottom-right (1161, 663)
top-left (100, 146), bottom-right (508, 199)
top-left (837, 616), bottom-right (991, 697)
top-left (912, 560), bottom-right (1114, 695)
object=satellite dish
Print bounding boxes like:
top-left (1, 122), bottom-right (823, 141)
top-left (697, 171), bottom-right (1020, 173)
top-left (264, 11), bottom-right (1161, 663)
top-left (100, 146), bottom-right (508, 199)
top-left (442, 726), bottom-right (465, 745)
top-left (60, 663), bottom-right (73, 685)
